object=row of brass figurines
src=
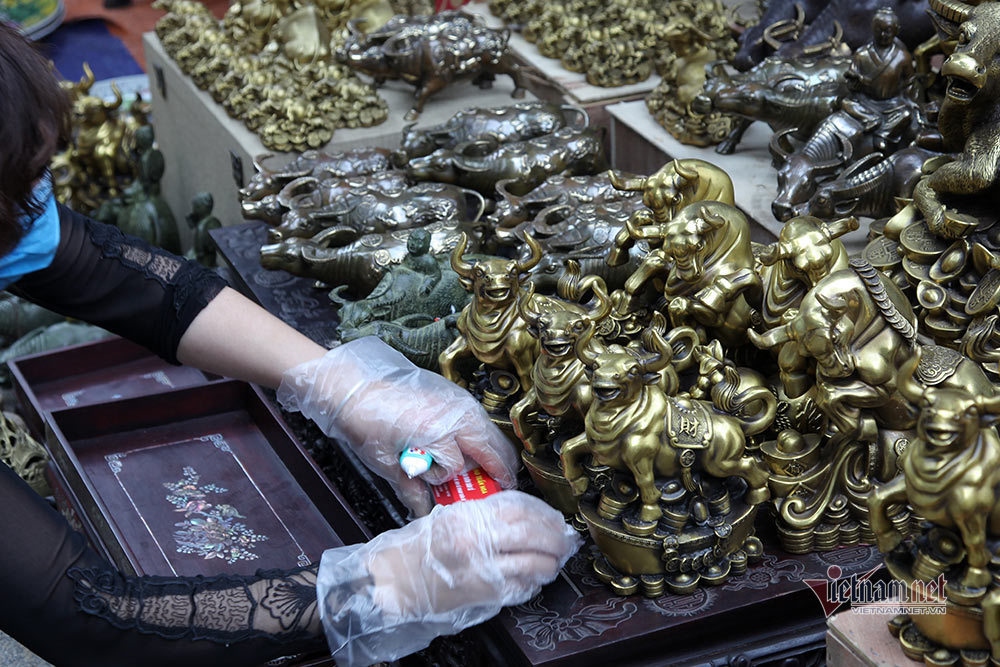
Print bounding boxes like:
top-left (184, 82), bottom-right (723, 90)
top-left (436, 0), bottom-right (1000, 656)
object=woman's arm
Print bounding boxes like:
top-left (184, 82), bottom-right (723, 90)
top-left (176, 286), bottom-right (327, 389)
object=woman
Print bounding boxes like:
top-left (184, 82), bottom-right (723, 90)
top-left (0, 23), bottom-right (579, 667)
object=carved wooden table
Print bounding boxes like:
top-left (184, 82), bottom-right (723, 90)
top-left (212, 221), bottom-right (891, 667)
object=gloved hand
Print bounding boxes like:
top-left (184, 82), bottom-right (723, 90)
top-left (276, 336), bottom-right (520, 516)
top-left (316, 490), bottom-right (582, 667)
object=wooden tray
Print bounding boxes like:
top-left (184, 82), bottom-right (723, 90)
top-left (8, 335), bottom-right (219, 440)
top-left (44, 380), bottom-right (370, 577)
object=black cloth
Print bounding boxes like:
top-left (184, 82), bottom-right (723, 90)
top-left (2, 208), bottom-right (329, 665)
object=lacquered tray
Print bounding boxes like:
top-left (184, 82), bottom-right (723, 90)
top-left (8, 335), bottom-right (219, 440)
top-left (44, 380), bottom-right (370, 577)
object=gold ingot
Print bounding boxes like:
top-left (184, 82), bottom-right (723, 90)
top-left (924, 314), bottom-right (967, 340)
top-left (902, 255), bottom-right (933, 284)
top-left (924, 648), bottom-right (959, 667)
top-left (760, 430), bottom-right (822, 476)
top-left (929, 239), bottom-right (970, 282)
top-left (899, 221), bottom-right (949, 261)
top-left (958, 649), bottom-right (990, 667)
top-left (666, 572), bottom-right (700, 595)
top-left (916, 280), bottom-right (948, 312)
top-left (700, 561), bottom-right (731, 585)
top-left (899, 622), bottom-right (937, 662)
top-left (609, 575), bottom-right (640, 597)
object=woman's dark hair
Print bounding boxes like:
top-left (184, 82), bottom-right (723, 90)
top-left (0, 23), bottom-right (72, 256)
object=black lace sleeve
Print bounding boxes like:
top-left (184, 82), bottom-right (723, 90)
top-left (9, 204), bottom-right (228, 364)
top-left (0, 461), bottom-right (328, 666)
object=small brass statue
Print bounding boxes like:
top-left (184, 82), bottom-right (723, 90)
top-left (867, 348), bottom-right (1000, 662)
top-left (438, 232), bottom-right (543, 392)
top-left (559, 315), bottom-right (771, 595)
top-left (645, 0), bottom-right (739, 147)
top-left (259, 220), bottom-right (477, 297)
top-left (395, 101), bottom-right (589, 163)
top-left (329, 229), bottom-right (471, 330)
top-left (185, 192), bottom-right (222, 267)
top-left (768, 8), bottom-right (924, 222)
top-left (904, 0), bottom-right (1000, 240)
top-left (509, 267), bottom-right (612, 514)
top-left (755, 214), bottom-right (859, 329)
top-left (619, 200), bottom-right (761, 348)
top-left (405, 126), bottom-right (609, 197)
top-left (693, 53), bottom-right (851, 156)
top-left (337, 11), bottom-right (527, 121)
top-left (154, 0), bottom-right (391, 152)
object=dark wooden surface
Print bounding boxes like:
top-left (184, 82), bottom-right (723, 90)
top-left (43, 380), bottom-right (369, 577)
top-left (8, 336), bottom-right (218, 440)
top-left (209, 221), bottom-right (886, 667)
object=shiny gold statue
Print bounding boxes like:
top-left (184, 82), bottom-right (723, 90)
top-left (437, 232), bottom-right (543, 392)
top-left (509, 265), bottom-right (612, 514)
top-left (620, 200), bottom-right (761, 348)
top-left (867, 347), bottom-right (1000, 662)
top-left (756, 214), bottom-right (860, 329)
top-left (52, 64), bottom-right (157, 217)
top-left (559, 314), bottom-right (770, 595)
top-left (606, 159), bottom-right (737, 323)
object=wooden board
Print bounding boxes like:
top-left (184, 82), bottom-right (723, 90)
top-left (44, 380), bottom-right (370, 577)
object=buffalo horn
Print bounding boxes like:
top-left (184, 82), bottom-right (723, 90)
top-left (516, 233), bottom-right (543, 274)
top-left (450, 232), bottom-right (474, 278)
top-left (608, 169), bottom-right (647, 192)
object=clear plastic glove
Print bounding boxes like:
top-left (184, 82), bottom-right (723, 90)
top-left (276, 337), bottom-right (520, 516)
top-left (316, 490), bottom-right (582, 667)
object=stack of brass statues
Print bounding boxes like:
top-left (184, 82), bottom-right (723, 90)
top-left (228, 0), bottom-right (1000, 661)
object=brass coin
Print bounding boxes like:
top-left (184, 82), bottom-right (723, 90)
top-left (862, 235), bottom-right (902, 268)
top-left (966, 268), bottom-right (1000, 316)
top-left (899, 222), bottom-right (949, 261)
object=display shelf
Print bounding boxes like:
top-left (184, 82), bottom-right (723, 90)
top-left (461, 1), bottom-right (661, 106)
top-left (826, 601), bottom-right (913, 666)
top-left (461, 1), bottom-right (658, 146)
top-left (142, 31), bottom-right (536, 246)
